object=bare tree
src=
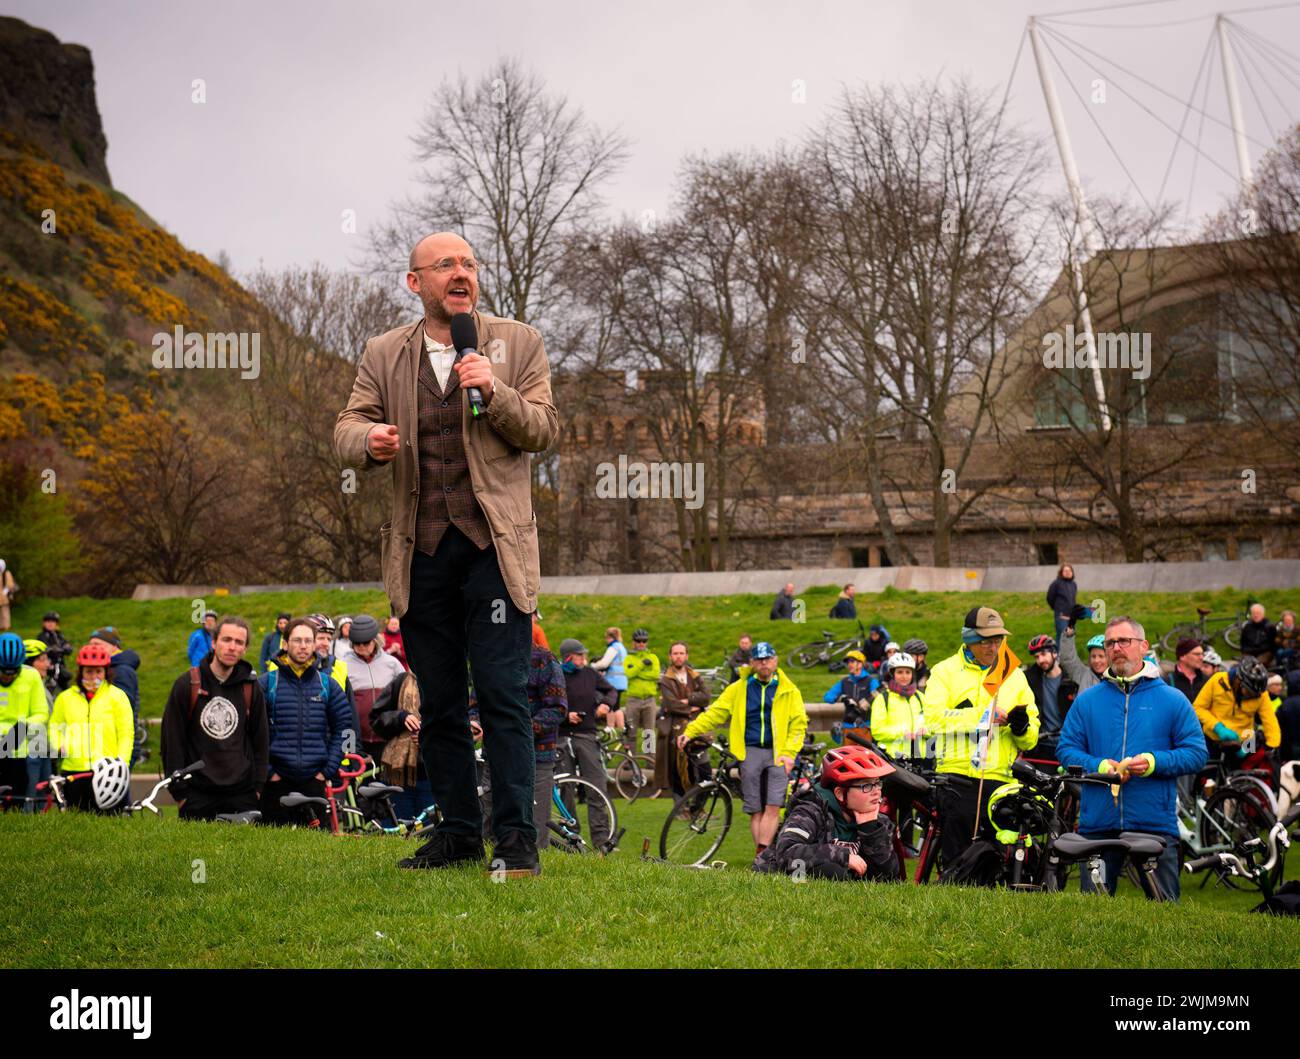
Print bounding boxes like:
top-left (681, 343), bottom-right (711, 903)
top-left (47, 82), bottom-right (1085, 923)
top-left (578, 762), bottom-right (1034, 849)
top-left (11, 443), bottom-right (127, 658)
top-left (363, 57), bottom-right (628, 331)
top-left (803, 79), bottom-right (1049, 565)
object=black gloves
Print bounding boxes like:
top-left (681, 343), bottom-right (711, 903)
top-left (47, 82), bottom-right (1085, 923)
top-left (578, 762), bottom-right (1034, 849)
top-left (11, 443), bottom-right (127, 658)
top-left (1007, 705), bottom-right (1030, 736)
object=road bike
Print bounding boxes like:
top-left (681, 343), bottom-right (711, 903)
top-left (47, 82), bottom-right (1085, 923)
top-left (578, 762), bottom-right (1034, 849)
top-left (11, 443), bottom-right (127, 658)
top-left (788, 620), bottom-right (867, 670)
top-left (553, 734), bottom-right (622, 853)
top-left (1184, 804), bottom-right (1299, 903)
top-left (1159, 604), bottom-right (1252, 655)
top-left (598, 726), bottom-right (657, 801)
top-left (1177, 756), bottom-right (1282, 891)
top-left (657, 734), bottom-right (823, 865)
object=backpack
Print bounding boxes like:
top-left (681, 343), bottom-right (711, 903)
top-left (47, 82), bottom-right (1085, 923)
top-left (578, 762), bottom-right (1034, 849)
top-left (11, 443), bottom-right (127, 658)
top-left (1252, 880), bottom-right (1300, 916)
top-left (263, 666), bottom-right (332, 712)
top-left (938, 839), bottom-right (1006, 887)
top-left (187, 666), bottom-right (253, 720)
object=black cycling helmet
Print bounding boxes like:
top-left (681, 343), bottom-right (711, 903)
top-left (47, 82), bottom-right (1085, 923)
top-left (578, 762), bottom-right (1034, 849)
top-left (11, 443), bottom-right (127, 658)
top-left (902, 638), bottom-right (928, 656)
top-left (633, 627), bottom-right (649, 642)
top-left (1027, 634), bottom-right (1057, 655)
top-left (43, 610), bottom-right (61, 622)
top-left (1234, 655), bottom-right (1269, 696)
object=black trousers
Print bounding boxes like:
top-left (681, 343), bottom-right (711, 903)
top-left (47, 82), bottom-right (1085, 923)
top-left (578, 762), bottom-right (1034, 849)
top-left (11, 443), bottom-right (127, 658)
top-left (935, 773), bottom-right (1000, 870)
top-left (0, 756), bottom-right (28, 808)
top-left (178, 787), bottom-right (259, 821)
top-left (402, 527), bottom-right (534, 843)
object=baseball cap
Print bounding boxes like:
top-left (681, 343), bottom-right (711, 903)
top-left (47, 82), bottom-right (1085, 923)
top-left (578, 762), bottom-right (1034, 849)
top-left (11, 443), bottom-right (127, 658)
top-left (750, 641), bottom-right (777, 660)
top-left (962, 606), bottom-right (1010, 642)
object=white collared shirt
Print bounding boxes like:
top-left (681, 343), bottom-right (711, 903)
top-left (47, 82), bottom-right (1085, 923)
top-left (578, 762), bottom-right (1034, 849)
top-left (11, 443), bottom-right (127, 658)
top-left (423, 331), bottom-right (456, 391)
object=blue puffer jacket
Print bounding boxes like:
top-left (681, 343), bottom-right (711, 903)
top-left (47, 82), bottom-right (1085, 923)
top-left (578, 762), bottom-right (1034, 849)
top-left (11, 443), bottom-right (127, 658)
top-left (1058, 660), bottom-right (1207, 837)
top-left (258, 655), bottom-right (353, 781)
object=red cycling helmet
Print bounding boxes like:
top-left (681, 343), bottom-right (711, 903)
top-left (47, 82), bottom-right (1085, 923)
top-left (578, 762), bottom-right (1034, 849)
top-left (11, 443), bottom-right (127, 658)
top-left (820, 745), bottom-right (895, 788)
top-left (1027, 634), bottom-right (1057, 655)
top-left (76, 642), bottom-right (114, 667)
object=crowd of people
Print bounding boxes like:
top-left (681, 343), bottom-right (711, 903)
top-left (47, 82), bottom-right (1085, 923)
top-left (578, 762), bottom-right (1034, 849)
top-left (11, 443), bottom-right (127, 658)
top-left (2, 581), bottom-right (1298, 901)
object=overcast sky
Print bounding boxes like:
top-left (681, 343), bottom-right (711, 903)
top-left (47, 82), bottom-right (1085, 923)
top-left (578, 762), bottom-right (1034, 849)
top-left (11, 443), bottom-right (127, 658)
top-left (9, 0), bottom-right (1300, 290)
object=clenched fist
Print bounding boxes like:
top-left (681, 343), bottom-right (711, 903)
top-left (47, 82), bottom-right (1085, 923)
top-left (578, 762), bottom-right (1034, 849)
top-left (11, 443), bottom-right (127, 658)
top-left (367, 423), bottom-right (400, 462)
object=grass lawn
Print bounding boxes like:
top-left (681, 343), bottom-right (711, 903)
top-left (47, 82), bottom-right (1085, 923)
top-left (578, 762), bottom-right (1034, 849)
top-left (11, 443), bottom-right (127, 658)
top-left (9, 581), bottom-right (1294, 763)
top-left (1, 795), bottom-right (1293, 969)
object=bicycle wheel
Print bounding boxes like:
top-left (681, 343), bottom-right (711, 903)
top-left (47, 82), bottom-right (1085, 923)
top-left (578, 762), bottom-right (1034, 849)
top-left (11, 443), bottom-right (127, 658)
top-left (789, 643), bottom-right (826, 669)
top-left (1200, 786), bottom-right (1283, 891)
top-left (660, 782), bottom-right (732, 865)
top-left (1159, 623), bottom-right (1201, 655)
top-left (554, 776), bottom-right (619, 853)
top-left (611, 753), bottom-right (654, 801)
top-left (1221, 622), bottom-right (1243, 651)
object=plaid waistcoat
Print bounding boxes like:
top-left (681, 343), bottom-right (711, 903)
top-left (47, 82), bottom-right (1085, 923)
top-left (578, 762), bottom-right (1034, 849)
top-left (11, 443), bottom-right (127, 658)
top-left (414, 335), bottom-right (491, 556)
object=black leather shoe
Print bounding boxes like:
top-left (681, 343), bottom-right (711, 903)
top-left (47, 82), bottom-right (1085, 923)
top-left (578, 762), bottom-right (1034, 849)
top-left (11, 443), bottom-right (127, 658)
top-left (398, 830), bottom-right (486, 870)
top-left (487, 830), bottom-right (541, 877)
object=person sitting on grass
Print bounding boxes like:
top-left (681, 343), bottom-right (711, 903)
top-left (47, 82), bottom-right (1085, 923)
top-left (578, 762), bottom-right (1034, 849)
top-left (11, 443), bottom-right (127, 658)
top-left (753, 744), bottom-right (899, 881)
top-left (678, 641), bottom-right (808, 856)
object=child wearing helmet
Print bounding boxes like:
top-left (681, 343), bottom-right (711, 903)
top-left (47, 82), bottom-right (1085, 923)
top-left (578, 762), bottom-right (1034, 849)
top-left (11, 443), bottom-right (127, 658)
top-left (0, 631), bottom-right (49, 806)
top-left (821, 650), bottom-right (878, 731)
top-left (1191, 655), bottom-right (1280, 763)
top-left (48, 642), bottom-right (134, 811)
top-left (753, 744), bottom-right (899, 881)
top-left (869, 652), bottom-right (926, 760)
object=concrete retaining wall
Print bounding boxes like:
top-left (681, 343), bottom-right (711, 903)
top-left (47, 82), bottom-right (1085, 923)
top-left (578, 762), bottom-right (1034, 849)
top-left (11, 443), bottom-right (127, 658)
top-left (132, 559), bottom-right (1300, 603)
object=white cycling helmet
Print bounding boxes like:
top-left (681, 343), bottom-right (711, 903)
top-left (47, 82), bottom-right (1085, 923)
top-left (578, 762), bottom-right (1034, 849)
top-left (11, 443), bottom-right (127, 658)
top-left (92, 757), bottom-right (131, 810)
top-left (884, 641), bottom-right (900, 654)
top-left (886, 651), bottom-right (916, 672)
top-left (1202, 648), bottom-right (1223, 667)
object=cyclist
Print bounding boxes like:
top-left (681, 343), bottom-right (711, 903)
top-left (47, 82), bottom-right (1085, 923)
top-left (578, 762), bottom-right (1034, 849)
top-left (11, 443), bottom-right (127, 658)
top-left (269, 614), bottom-right (356, 735)
top-left (753, 744), bottom-right (899, 881)
top-left (22, 639), bottom-right (56, 801)
top-left (1057, 616), bottom-right (1207, 900)
top-left (188, 610), bottom-right (218, 667)
top-left (258, 612), bottom-right (291, 673)
top-left (1191, 655), bottom-right (1280, 766)
top-left (869, 651), bottom-right (925, 759)
top-left (555, 638), bottom-right (617, 851)
top-left (923, 606), bottom-right (1038, 869)
top-left (259, 618), bottom-right (354, 827)
top-left (590, 626), bottom-right (629, 728)
top-left (822, 650), bottom-right (877, 732)
top-left (655, 641), bottom-right (711, 795)
top-left (1060, 627), bottom-right (1107, 693)
top-left (862, 624), bottom-right (890, 673)
top-left (1022, 634), bottom-right (1077, 762)
top-left (1167, 638), bottom-right (1208, 703)
top-left (622, 628), bottom-right (661, 761)
top-left (36, 611), bottom-right (72, 690)
top-left (1239, 604), bottom-right (1276, 669)
top-left (1200, 647), bottom-right (1225, 676)
top-left (48, 642), bottom-right (134, 811)
top-left (679, 641), bottom-right (809, 856)
top-left (87, 628), bottom-right (143, 766)
top-left (902, 638), bottom-right (930, 689)
top-left (340, 614), bottom-right (406, 763)
top-left (161, 616), bottom-right (269, 820)
top-left (0, 632), bottom-right (48, 806)
top-left (727, 634), bottom-right (753, 683)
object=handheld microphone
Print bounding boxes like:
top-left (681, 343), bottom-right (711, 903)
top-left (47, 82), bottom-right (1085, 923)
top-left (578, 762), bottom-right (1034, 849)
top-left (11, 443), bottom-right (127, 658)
top-left (449, 313), bottom-right (486, 418)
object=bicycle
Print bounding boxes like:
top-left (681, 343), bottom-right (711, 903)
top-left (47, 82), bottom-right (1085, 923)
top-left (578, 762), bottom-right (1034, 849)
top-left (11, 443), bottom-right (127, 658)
top-left (552, 734), bottom-right (622, 853)
top-left (597, 726), bottom-right (657, 802)
top-left (1159, 603), bottom-right (1253, 655)
top-left (3, 770), bottom-right (95, 813)
top-left (1177, 756), bottom-right (1281, 891)
top-left (1184, 804), bottom-right (1299, 902)
top-left (124, 761), bottom-right (205, 816)
top-left (693, 659), bottom-right (733, 699)
top-left (788, 620), bottom-right (866, 671)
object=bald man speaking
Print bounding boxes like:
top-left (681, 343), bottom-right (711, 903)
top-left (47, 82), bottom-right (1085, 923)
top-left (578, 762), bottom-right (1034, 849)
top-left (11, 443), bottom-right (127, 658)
top-left (335, 232), bottom-right (558, 876)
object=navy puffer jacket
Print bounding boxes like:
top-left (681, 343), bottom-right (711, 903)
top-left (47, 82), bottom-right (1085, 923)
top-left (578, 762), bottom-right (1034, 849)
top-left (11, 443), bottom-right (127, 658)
top-left (258, 655), bottom-right (352, 781)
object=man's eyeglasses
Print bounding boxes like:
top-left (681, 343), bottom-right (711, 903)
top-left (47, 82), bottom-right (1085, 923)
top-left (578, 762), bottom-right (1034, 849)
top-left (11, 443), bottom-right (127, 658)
top-left (1104, 637), bottom-right (1141, 649)
top-left (847, 780), bottom-right (884, 794)
top-left (411, 256), bottom-right (478, 274)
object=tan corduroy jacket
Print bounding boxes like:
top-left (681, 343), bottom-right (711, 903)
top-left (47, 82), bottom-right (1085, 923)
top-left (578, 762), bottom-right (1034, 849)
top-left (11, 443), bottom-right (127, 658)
top-left (334, 312), bottom-right (559, 617)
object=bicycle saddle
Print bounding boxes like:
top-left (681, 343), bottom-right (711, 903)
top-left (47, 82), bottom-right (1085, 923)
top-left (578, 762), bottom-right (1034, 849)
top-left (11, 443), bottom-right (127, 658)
top-left (1197, 608), bottom-right (1211, 617)
top-left (1119, 830), bottom-right (1167, 848)
top-left (280, 792), bottom-right (329, 808)
top-left (216, 811), bottom-right (262, 824)
top-left (358, 783), bottom-right (404, 798)
top-left (1051, 833), bottom-right (1133, 859)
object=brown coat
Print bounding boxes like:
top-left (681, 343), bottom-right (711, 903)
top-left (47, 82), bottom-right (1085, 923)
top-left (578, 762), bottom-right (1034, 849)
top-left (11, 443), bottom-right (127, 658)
top-left (654, 665), bottom-right (711, 791)
top-left (334, 312), bottom-right (559, 618)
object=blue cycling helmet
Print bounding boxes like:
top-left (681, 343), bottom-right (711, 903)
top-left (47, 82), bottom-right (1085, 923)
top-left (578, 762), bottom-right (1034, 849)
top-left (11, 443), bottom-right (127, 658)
top-left (750, 641), bottom-right (777, 660)
top-left (1086, 634), bottom-right (1106, 650)
top-left (0, 632), bottom-right (26, 671)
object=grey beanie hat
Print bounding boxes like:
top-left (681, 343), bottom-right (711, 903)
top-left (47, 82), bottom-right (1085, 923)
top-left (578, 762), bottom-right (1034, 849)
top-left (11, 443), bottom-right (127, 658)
top-left (348, 614), bottom-right (381, 644)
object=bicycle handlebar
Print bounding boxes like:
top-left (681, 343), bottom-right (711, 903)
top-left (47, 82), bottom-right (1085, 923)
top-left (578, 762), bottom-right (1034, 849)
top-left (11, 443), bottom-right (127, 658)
top-left (1184, 853), bottom-right (1225, 874)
